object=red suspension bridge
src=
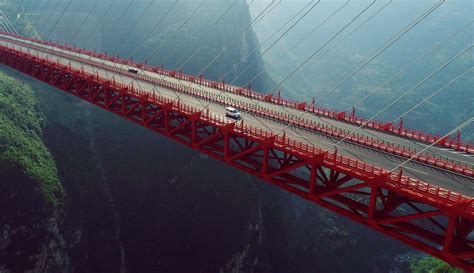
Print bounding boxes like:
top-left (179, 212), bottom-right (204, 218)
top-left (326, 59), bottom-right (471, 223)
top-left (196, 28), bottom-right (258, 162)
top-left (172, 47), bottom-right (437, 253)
top-left (0, 31), bottom-right (472, 270)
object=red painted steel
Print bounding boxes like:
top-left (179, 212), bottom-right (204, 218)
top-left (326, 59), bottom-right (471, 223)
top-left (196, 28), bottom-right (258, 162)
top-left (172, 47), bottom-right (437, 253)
top-left (2, 34), bottom-right (472, 178)
top-left (1, 31), bottom-right (471, 154)
top-left (0, 44), bottom-right (472, 271)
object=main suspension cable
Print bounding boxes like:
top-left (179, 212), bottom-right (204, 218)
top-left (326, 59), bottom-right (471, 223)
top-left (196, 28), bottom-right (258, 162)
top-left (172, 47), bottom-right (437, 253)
top-left (0, 11), bottom-right (19, 35)
top-left (70, 0), bottom-right (100, 42)
top-left (32, 0), bottom-right (51, 31)
top-left (218, 0), bottom-right (316, 83)
top-left (315, 0), bottom-right (446, 105)
top-left (392, 117), bottom-right (473, 172)
top-left (44, 0), bottom-right (74, 40)
top-left (235, 0), bottom-right (350, 87)
top-left (38, 0), bottom-right (61, 36)
top-left (328, 44), bottom-right (472, 151)
top-left (152, 0), bottom-right (237, 66)
top-left (61, 0), bottom-right (87, 44)
top-left (194, 0), bottom-right (281, 77)
top-left (346, 20), bottom-right (472, 112)
top-left (101, 0), bottom-right (136, 44)
top-left (227, 0), bottom-right (323, 86)
top-left (109, 0), bottom-right (156, 55)
top-left (282, 0), bottom-right (393, 91)
top-left (218, 0), bottom-right (447, 155)
top-left (394, 67), bottom-right (473, 123)
top-left (125, 0), bottom-right (181, 59)
top-left (171, 0), bottom-right (240, 70)
top-left (82, 0), bottom-right (117, 46)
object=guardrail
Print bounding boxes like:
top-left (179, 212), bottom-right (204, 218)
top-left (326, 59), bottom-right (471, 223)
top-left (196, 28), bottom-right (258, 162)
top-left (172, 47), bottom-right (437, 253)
top-left (2, 31), bottom-right (472, 154)
top-left (3, 44), bottom-right (473, 270)
top-left (3, 36), bottom-right (472, 178)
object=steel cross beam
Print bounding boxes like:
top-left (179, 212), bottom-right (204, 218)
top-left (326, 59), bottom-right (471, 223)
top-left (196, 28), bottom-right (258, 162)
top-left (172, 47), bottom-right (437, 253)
top-left (0, 45), bottom-right (473, 271)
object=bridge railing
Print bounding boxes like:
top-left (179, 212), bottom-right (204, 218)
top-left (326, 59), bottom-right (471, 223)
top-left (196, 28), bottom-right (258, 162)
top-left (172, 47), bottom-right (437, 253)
top-left (5, 31), bottom-right (472, 154)
top-left (114, 81), bottom-right (474, 214)
top-left (3, 34), bottom-right (472, 177)
top-left (3, 41), bottom-right (472, 215)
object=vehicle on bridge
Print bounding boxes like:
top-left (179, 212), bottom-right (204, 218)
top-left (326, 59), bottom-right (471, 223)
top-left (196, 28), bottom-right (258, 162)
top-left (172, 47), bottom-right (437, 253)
top-left (225, 107), bottom-right (241, 119)
top-left (128, 67), bottom-right (139, 74)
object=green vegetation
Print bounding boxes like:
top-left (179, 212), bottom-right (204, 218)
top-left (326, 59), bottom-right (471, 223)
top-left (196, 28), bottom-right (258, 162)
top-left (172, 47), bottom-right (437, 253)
top-left (0, 71), bottom-right (63, 205)
top-left (409, 257), bottom-right (463, 273)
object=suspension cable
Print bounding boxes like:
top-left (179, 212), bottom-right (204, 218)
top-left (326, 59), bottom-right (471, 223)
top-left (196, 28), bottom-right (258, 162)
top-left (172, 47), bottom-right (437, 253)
top-left (44, 0), bottom-right (73, 40)
top-left (224, 0), bottom-right (375, 139)
top-left (328, 44), bottom-right (472, 150)
top-left (218, 0), bottom-right (447, 155)
top-left (0, 11), bottom-right (18, 35)
top-left (62, 0), bottom-right (87, 44)
top-left (392, 117), bottom-right (473, 172)
top-left (46, 1), bottom-right (212, 112)
top-left (101, 0), bottom-right (136, 44)
top-left (152, 0), bottom-right (237, 67)
top-left (70, 0), bottom-right (100, 42)
top-left (28, 0), bottom-right (44, 24)
top-left (315, 0), bottom-right (446, 105)
top-left (347, 20), bottom-right (473, 112)
top-left (177, 0), bottom-right (324, 133)
top-left (0, 21), bottom-right (10, 34)
top-left (109, 0), bottom-right (156, 55)
top-left (171, 0), bottom-right (240, 70)
top-left (394, 67), bottom-right (473, 123)
top-left (283, 0), bottom-right (393, 90)
top-left (38, 0), bottom-right (61, 36)
top-left (11, 0), bottom-right (25, 19)
top-left (2, 10), bottom-right (20, 35)
top-left (81, 4), bottom-right (113, 48)
top-left (268, 55), bottom-right (472, 168)
top-left (234, 0), bottom-right (349, 87)
top-left (225, 0), bottom-right (322, 86)
top-left (33, 0), bottom-right (51, 31)
top-left (266, 0), bottom-right (379, 96)
top-left (20, 0), bottom-right (33, 19)
top-left (218, 0), bottom-right (316, 82)
top-left (195, 0), bottom-right (281, 77)
top-left (126, 0), bottom-right (181, 59)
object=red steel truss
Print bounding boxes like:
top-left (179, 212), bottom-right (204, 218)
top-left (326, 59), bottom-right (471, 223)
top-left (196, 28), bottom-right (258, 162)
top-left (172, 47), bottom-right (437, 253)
top-left (1, 31), bottom-right (472, 154)
top-left (2, 34), bottom-right (472, 177)
top-left (0, 45), bottom-right (473, 271)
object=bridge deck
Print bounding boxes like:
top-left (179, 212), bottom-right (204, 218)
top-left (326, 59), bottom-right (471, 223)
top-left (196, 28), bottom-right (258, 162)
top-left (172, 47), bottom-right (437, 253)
top-left (0, 34), bottom-right (472, 196)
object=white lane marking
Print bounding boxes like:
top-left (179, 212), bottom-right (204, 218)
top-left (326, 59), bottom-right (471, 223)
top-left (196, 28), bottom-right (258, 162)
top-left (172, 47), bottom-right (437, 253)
top-left (403, 166), bottom-right (429, 175)
top-left (12, 38), bottom-right (474, 167)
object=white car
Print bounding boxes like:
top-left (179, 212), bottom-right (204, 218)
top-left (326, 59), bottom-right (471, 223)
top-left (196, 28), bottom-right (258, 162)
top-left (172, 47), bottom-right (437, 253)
top-left (225, 107), bottom-right (241, 119)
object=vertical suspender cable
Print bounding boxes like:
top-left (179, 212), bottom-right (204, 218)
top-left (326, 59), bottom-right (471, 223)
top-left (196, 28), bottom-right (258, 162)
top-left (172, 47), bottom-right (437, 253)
top-left (45, 0), bottom-right (74, 40)
top-left (234, 0), bottom-right (349, 86)
top-left (101, 0), bottom-right (136, 45)
top-left (140, 0), bottom-right (203, 63)
top-left (82, 0), bottom-right (117, 46)
top-left (218, 0), bottom-right (316, 83)
top-left (328, 44), bottom-right (472, 150)
top-left (171, 0), bottom-right (239, 69)
top-left (111, 0), bottom-right (158, 55)
top-left (193, 0), bottom-right (280, 77)
top-left (151, 0), bottom-right (233, 66)
top-left (315, 0), bottom-right (446, 104)
top-left (346, 20), bottom-right (472, 112)
top-left (128, 0), bottom-right (186, 60)
top-left (38, 0), bottom-right (61, 36)
top-left (70, 0), bottom-right (100, 42)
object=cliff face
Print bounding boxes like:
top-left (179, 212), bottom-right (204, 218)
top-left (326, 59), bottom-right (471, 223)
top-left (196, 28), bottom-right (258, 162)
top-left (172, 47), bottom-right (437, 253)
top-left (42, 0), bottom-right (273, 91)
top-left (2, 1), bottom-right (277, 272)
top-left (0, 71), bottom-right (68, 273)
top-left (1, 1), bottom-right (452, 272)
